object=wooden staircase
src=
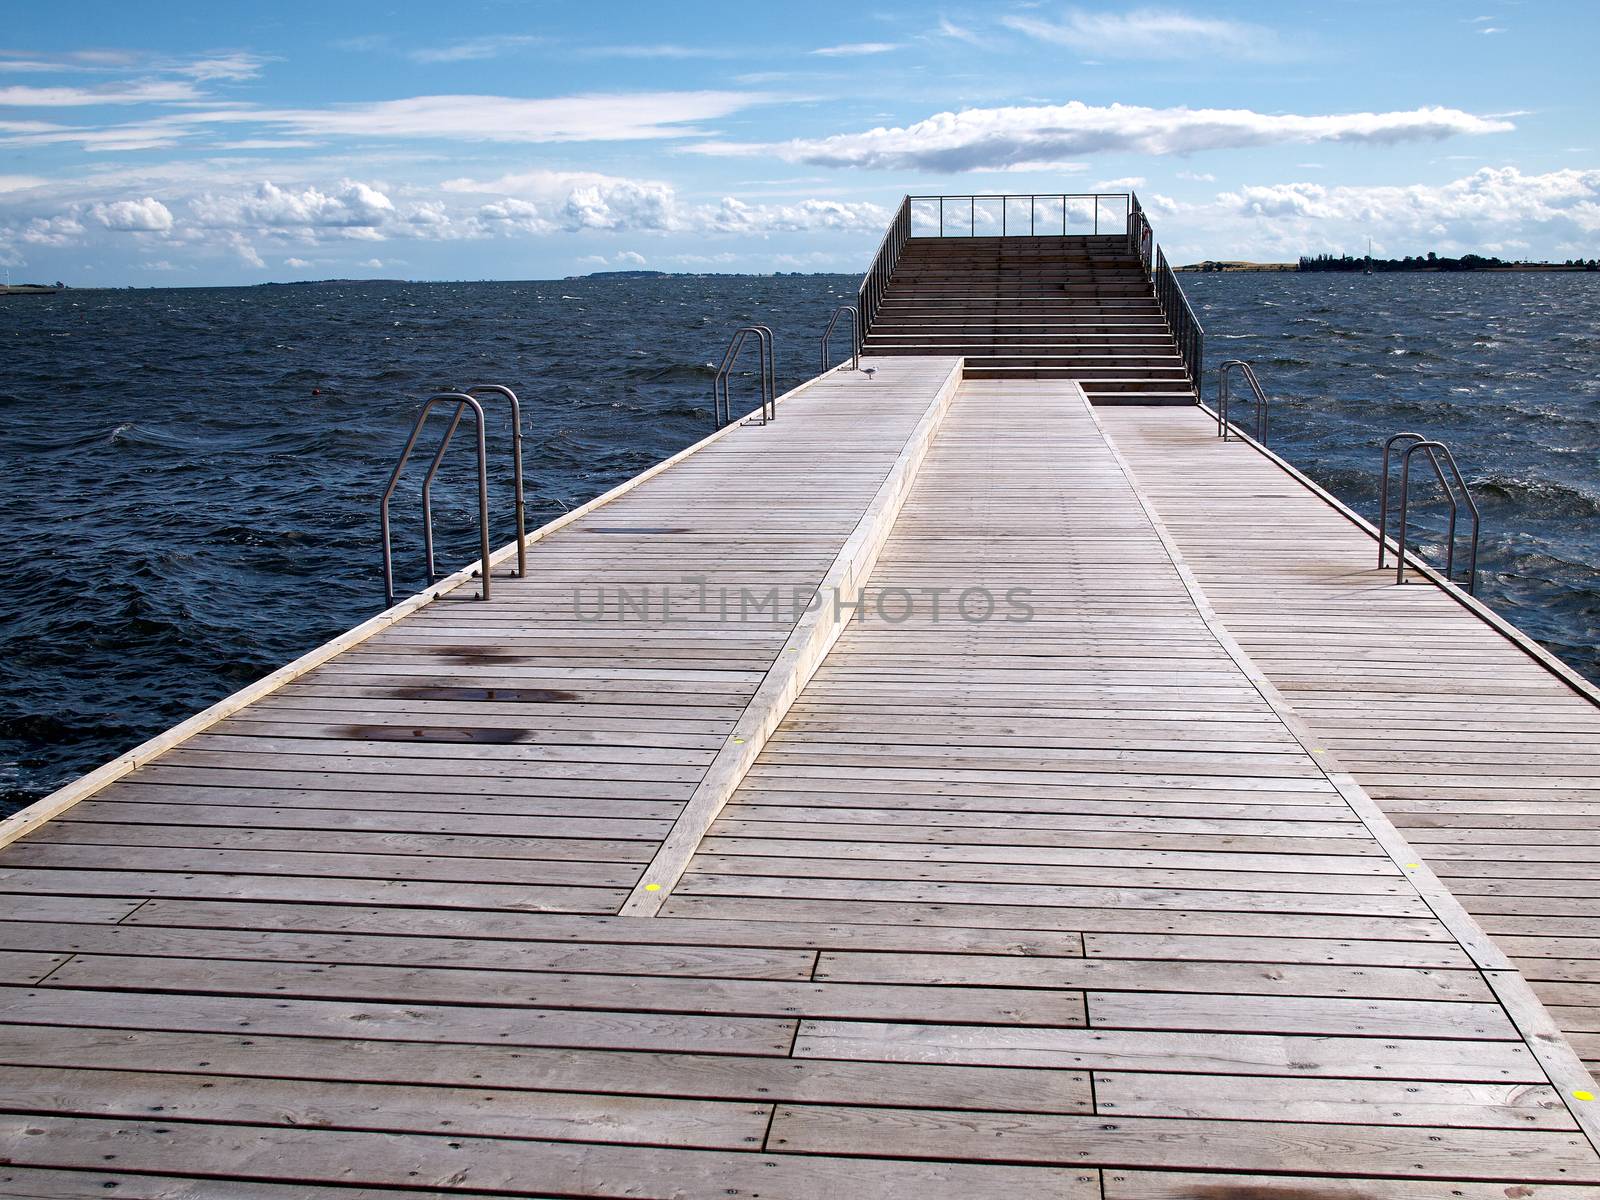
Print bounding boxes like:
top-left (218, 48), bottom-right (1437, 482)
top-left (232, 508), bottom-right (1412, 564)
top-left (862, 233), bottom-right (1197, 405)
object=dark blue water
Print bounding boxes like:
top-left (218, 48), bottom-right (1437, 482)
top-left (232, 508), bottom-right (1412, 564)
top-left (1185, 271), bottom-right (1600, 680)
top-left (0, 276), bottom-right (855, 813)
top-left (2, 272), bottom-right (1597, 814)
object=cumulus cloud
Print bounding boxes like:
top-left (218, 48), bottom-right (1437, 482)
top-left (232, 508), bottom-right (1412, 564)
top-left (1163, 167), bottom-right (1600, 261)
top-left (698, 196), bottom-right (888, 234)
top-left (89, 196), bottom-right (173, 232)
top-left (1002, 8), bottom-right (1287, 60)
top-left (444, 170), bottom-right (678, 233)
top-left (693, 101), bottom-right (1516, 171)
top-left (190, 180), bottom-right (395, 233)
top-left (284, 257), bottom-right (312, 268)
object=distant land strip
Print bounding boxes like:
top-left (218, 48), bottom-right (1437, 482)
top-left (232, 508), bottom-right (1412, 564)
top-left (1181, 253), bottom-right (1600, 273)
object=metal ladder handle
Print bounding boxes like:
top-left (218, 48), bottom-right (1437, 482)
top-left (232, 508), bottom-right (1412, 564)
top-left (819, 305), bottom-right (861, 375)
top-left (1430, 442), bottom-right (1481, 593)
top-left (380, 392), bottom-right (491, 607)
top-left (421, 400), bottom-right (469, 581)
top-left (1396, 440), bottom-right (1459, 586)
top-left (1377, 431), bottom-right (1427, 569)
top-left (749, 324), bottom-right (776, 421)
top-left (463, 384), bottom-right (528, 582)
top-left (713, 330), bottom-right (746, 429)
top-left (1216, 360), bottom-right (1268, 442)
top-left (713, 326), bottom-right (774, 429)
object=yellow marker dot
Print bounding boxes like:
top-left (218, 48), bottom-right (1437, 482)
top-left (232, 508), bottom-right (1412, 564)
top-left (1311, 748), bottom-right (1326, 755)
top-left (733, 737), bottom-right (746, 744)
top-left (1575, 1090), bottom-right (1595, 1102)
top-left (643, 883), bottom-right (661, 892)
top-left (1405, 863), bottom-right (1420, 869)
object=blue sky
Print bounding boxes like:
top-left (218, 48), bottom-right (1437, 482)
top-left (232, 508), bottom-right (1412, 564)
top-left (1, 1), bottom-right (1595, 285)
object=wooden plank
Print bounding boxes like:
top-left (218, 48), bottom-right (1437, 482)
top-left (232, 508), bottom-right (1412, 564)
top-left (0, 1116), bottom-right (1105, 1199)
top-left (1093, 1071), bottom-right (1574, 1129)
top-left (0, 1023), bottom-right (1094, 1114)
top-left (765, 1105), bottom-right (1600, 1180)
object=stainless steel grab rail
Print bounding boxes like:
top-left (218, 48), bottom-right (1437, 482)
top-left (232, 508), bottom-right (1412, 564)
top-left (1217, 360), bottom-right (1269, 442)
top-left (1379, 431), bottom-right (1480, 593)
top-left (819, 305), bottom-right (860, 374)
top-left (713, 325), bottom-right (775, 428)
top-left (380, 393), bottom-right (491, 606)
top-left (420, 384), bottom-right (527, 585)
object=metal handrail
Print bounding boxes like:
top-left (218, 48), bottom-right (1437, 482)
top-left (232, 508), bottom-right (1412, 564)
top-left (1216, 360), bottom-right (1269, 442)
top-left (1128, 191), bottom-right (1153, 275)
top-left (380, 393), bottom-right (492, 607)
top-left (857, 196), bottom-right (910, 347)
top-left (1154, 245), bottom-right (1204, 386)
top-left (1379, 432), bottom-right (1481, 593)
top-left (713, 325), bottom-right (774, 428)
top-left (906, 192), bottom-right (1132, 238)
top-left (418, 384), bottom-right (527, 584)
top-left (820, 305), bottom-right (860, 374)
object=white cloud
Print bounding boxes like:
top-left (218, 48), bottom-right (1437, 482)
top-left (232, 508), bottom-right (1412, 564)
top-left (361, 258), bottom-right (385, 268)
top-left (408, 36), bottom-right (544, 63)
top-left (694, 101), bottom-right (1516, 171)
top-left (1002, 7), bottom-right (1286, 60)
top-left (446, 170), bottom-right (677, 233)
top-left (615, 250), bottom-right (647, 265)
top-left (934, 18), bottom-right (994, 48)
top-left (1165, 167), bottom-right (1600, 260)
top-left (810, 43), bottom-right (901, 56)
top-left (284, 257), bottom-right (311, 268)
top-left (0, 175), bottom-right (48, 193)
top-left (698, 196), bottom-right (889, 234)
top-left (189, 180), bottom-right (395, 232)
top-left (209, 90), bottom-right (767, 144)
top-left (1177, 170), bottom-right (1216, 182)
top-left (89, 197), bottom-right (173, 232)
top-left (173, 53), bottom-right (268, 81)
top-left (0, 80), bottom-right (203, 106)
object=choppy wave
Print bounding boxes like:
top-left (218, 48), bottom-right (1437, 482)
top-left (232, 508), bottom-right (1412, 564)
top-left (3, 270), bottom-right (1598, 814)
top-left (0, 275), bottom-right (861, 813)
top-left (1188, 269), bottom-right (1600, 682)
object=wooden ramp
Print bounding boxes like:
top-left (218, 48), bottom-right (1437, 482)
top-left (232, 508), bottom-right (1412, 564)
top-left (0, 371), bottom-right (1597, 1197)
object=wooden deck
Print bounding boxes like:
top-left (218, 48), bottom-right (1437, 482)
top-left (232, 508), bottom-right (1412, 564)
top-left (1, 367), bottom-right (1597, 1197)
top-left (1101, 402), bottom-right (1600, 1081)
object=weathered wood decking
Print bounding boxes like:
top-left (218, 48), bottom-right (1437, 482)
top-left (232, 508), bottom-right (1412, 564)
top-left (1103, 402), bottom-right (1600, 1079)
top-left (0, 364), bottom-right (1598, 1197)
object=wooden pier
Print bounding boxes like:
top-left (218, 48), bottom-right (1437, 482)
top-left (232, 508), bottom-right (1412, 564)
top-left (2, 198), bottom-right (1598, 1197)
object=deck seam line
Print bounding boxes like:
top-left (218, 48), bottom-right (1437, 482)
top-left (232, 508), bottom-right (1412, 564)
top-left (620, 358), bottom-right (967, 916)
top-left (1197, 400), bottom-right (1600, 710)
top-left (0, 365), bottom-right (856, 855)
top-left (1084, 390), bottom-right (1600, 1155)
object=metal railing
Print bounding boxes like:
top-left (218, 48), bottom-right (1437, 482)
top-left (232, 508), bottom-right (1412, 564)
top-left (713, 325), bottom-right (774, 429)
top-left (854, 188), bottom-right (1200, 387)
top-left (1154, 246), bottom-right (1204, 386)
top-left (1378, 432), bottom-right (1481, 594)
top-left (819, 305), bottom-right (860, 374)
top-left (906, 193), bottom-right (1131, 239)
top-left (380, 392), bottom-right (492, 607)
top-left (1128, 192), bottom-right (1153, 272)
top-left (857, 197), bottom-right (910, 348)
top-left (1216, 360), bottom-right (1268, 442)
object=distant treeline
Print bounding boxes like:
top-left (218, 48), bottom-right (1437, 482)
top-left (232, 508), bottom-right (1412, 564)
top-left (1298, 252), bottom-right (1600, 273)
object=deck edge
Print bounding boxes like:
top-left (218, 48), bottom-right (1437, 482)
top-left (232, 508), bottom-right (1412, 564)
top-left (1198, 400), bottom-right (1600, 712)
top-left (0, 367), bottom-right (851, 852)
top-left (620, 357), bottom-right (967, 915)
top-left (1088, 393), bottom-right (1600, 1154)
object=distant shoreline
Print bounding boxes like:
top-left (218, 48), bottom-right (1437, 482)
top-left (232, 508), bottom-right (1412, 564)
top-left (1180, 256), bottom-right (1600, 274)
